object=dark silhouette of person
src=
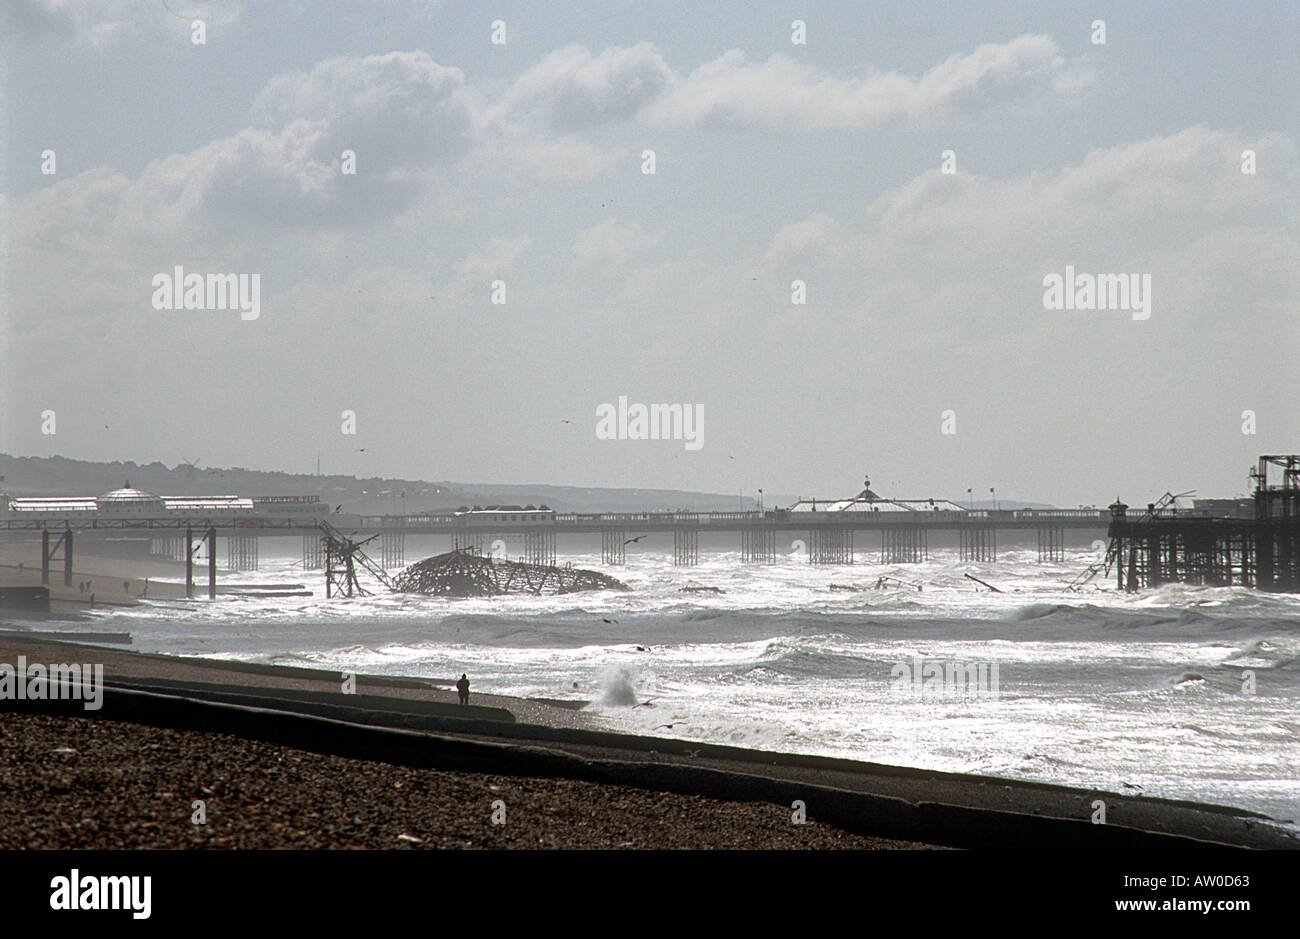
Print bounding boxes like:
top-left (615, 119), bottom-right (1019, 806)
top-left (456, 673), bottom-right (470, 705)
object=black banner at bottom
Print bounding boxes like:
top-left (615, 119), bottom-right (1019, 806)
top-left (2, 849), bottom-right (1293, 926)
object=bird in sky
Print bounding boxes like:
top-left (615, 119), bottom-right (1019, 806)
top-left (623, 535), bottom-right (646, 545)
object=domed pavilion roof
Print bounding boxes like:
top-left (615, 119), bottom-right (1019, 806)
top-left (98, 480), bottom-right (163, 503)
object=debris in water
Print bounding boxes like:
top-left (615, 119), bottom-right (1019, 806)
top-left (874, 576), bottom-right (924, 591)
top-left (963, 573), bottom-right (1002, 593)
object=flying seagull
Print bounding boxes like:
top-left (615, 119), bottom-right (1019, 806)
top-left (623, 535), bottom-right (646, 545)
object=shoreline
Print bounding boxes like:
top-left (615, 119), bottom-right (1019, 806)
top-left (1, 634), bottom-right (1295, 850)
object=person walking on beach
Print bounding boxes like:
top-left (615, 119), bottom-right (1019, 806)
top-left (456, 673), bottom-right (470, 705)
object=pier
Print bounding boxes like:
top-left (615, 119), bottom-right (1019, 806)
top-left (1, 504), bottom-right (1109, 571)
top-left (3, 456), bottom-right (1296, 599)
top-left (1107, 455), bottom-right (1300, 592)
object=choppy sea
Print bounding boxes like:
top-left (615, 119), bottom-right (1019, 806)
top-left (44, 538), bottom-right (1300, 826)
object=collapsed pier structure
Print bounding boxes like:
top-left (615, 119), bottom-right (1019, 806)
top-left (391, 549), bottom-right (628, 597)
top-left (1103, 455), bottom-right (1300, 592)
top-left (321, 524), bottom-right (394, 598)
top-left (318, 522), bottom-right (626, 598)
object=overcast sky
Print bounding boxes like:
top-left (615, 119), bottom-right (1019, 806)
top-left (1, 0), bottom-right (1296, 506)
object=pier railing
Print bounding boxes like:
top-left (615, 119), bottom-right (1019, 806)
top-left (1, 507), bottom-right (1113, 533)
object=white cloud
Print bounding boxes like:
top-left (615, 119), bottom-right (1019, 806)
top-left (250, 51), bottom-right (475, 169)
top-left (499, 43), bottom-right (673, 133)
top-left (862, 125), bottom-right (1297, 276)
top-left (650, 34), bottom-right (1089, 130)
top-left (472, 131), bottom-right (618, 182)
top-left (1, 0), bottom-right (242, 47)
top-left (767, 213), bottom-right (853, 265)
top-left (5, 34), bottom-right (1101, 261)
top-left (573, 217), bottom-right (663, 268)
top-left (10, 49), bottom-right (479, 252)
top-left (453, 235), bottom-right (532, 280)
top-left (2, 0), bottom-right (126, 46)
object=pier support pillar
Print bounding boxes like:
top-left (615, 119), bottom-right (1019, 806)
top-left (1278, 526), bottom-right (1298, 591)
top-left (39, 528), bottom-right (73, 586)
top-left (883, 528), bottom-right (927, 564)
top-left (602, 530), bottom-right (626, 565)
top-left (1257, 531), bottom-right (1275, 591)
top-left (151, 535), bottom-right (184, 560)
top-left (741, 528), bottom-right (776, 564)
top-left (325, 537), bottom-right (333, 599)
top-left (959, 526), bottom-right (995, 562)
top-left (185, 526), bottom-right (194, 599)
top-left (453, 532), bottom-right (492, 555)
top-left (207, 527), bottom-right (217, 599)
top-left (381, 530), bottom-right (406, 569)
top-left (302, 534), bottom-right (324, 569)
top-left (227, 532), bottom-right (259, 571)
top-left (809, 527), bottom-right (853, 565)
top-left (523, 530), bottom-right (555, 567)
top-left (1036, 525), bottom-right (1065, 562)
top-left (673, 528), bottom-right (699, 567)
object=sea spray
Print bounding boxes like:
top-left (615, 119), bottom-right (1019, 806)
top-left (598, 665), bottom-right (641, 706)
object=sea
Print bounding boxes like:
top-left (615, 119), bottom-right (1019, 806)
top-left (55, 537), bottom-right (1300, 828)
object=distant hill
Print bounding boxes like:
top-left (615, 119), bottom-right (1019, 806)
top-left (0, 454), bottom-right (1064, 514)
top-left (0, 453), bottom-right (784, 515)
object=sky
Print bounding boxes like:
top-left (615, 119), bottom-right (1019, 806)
top-left (1, 0), bottom-right (1296, 506)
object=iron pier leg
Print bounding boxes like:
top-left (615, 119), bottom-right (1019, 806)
top-left (207, 528), bottom-right (217, 599)
top-left (63, 529), bottom-right (73, 587)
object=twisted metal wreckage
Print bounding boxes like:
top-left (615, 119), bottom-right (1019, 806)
top-left (319, 523), bottom-right (628, 598)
